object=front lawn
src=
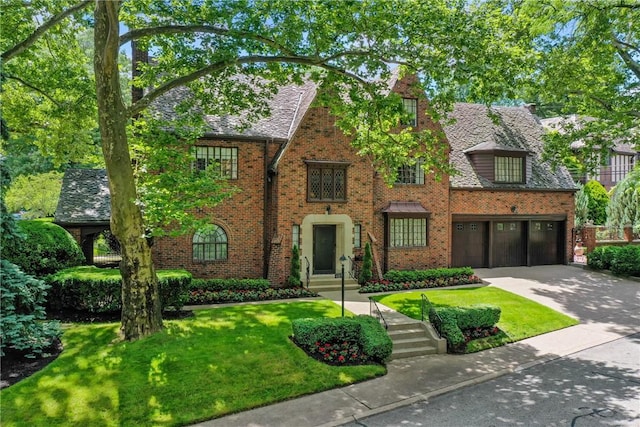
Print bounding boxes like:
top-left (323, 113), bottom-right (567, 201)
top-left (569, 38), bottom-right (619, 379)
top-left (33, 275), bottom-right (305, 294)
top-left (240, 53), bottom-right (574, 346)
top-left (373, 287), bottom-right (578, 352)
top-left (0, 301), bottom-right (386, 427)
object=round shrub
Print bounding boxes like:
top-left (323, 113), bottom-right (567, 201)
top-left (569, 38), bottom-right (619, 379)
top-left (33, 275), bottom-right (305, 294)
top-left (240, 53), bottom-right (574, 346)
top-left (1, 219), bottom-right (85, 277)
top-left (0, 260), bottom-right (61, 357)
top-left (610, 245), bottom-right (640, 277)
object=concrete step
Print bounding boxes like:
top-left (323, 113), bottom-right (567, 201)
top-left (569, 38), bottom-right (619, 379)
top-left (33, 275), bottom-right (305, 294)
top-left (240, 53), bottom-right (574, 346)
top-left (388, 327), bottom-right (431, 341)
top-left (391, 336), bottom-right (435, 351)
top-left (308, 278), bottom-right (360, 292)
top-left (390, 345), bottom-right (439, 360)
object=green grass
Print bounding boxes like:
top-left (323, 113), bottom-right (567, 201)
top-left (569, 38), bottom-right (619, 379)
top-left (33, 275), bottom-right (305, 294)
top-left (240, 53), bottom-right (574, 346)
top-left (0, 300), bottom-right (386, 427)
top-left (373, 287), bottom-right (579, 352)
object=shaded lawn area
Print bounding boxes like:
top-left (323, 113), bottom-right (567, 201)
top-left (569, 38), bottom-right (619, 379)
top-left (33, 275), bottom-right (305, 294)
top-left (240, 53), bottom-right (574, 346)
top-left (0, 300), bottom-right (386, 427)
top-left (374, 287), bottom-right (579, 352)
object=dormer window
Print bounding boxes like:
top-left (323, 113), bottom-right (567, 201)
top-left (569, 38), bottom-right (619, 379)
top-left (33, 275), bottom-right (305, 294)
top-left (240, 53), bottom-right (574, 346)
top-left (402, 98), bottom-right (417, 126)
top-left (495, 156), bottom-right (524, 183)
top-left (463, 142), bottom-right (530, 185)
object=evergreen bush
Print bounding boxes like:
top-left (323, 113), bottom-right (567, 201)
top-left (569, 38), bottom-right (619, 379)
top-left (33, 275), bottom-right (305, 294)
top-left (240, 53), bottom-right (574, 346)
top-left (1, 219), bottom-right (85, 277)
top-left (287, 245), bottom-right (301, 288)
top-left (583, 180), bottom-right (609, 225)
top-left (358, 242), bottom-right (373, 284)
top-left (610, 246), bottom-right (640, 277)
top-left (0, 260), bottom-right (61, 357)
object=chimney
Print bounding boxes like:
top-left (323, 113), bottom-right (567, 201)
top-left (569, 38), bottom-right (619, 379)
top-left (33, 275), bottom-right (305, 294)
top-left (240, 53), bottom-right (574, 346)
top-left (131, 39), bottom-right (148, 104)
top-left (524, 103), bottom-right (536, 115)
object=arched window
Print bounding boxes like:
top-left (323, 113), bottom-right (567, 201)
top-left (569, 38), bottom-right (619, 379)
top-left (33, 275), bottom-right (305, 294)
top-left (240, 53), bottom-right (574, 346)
top-left (193, 225), bottom-right (228, 261)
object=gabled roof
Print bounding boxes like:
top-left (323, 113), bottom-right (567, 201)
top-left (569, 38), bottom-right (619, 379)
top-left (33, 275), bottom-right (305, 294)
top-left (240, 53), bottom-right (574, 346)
top-left (55, 169), bottom-right (110, 225)
top-left (152, 79), bottom-right (317, 141)
top-left (445, 103), bottom-right (575, 190)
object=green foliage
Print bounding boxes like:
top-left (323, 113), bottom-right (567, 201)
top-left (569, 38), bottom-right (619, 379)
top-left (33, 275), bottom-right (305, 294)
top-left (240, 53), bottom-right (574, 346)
top-left (288, 245), bottom-right (301, 288)
top-left (5, 171), bottom-right (64, 218)
top-left (574, 183), bottom-right (589, 229)
top-left (430, 305), bottom-right (501, 353)
top-left (583, 180), bottom-right (609, 225)
top-left (46, 267), bottom-right (192, 312)
top-left (359, 242), bottom-right (373, 284)
top-left (188, 287), bottom-right (318, 304)
top-left (607, 166), bottom-right (640, 233)
top-left (0, 157), bottom-right (22, 251)
top-left (1, 219), bottom-right (85, 277)
top-left (384, 267), bottom-right (475, 283)
top-left (190, 278), bottom-right (271, 291)
top-left (292, 315), bottom-right (392, 364)
top-left (588, 245), bottom-right (640, 277)
top-left (0, 260), bottom-right (61, 357)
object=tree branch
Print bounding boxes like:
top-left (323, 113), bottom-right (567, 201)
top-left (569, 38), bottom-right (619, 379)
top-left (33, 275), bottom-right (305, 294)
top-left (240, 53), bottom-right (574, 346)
top-left (120, 25), bottom-right (296, 56)
top-left (1, 73), bottom-right (62, 107)
top-left (1, 0), bottom-right (93, 62)
top-left (611, 36), bottom-right (640, 80)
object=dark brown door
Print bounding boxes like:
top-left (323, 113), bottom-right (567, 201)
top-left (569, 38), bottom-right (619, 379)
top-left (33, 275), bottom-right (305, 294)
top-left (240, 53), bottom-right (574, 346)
top-left (313, 225), bottom-right (336, 274)
top-left (452, 222), bottom-right (488, 268)
top-left (529, 221), bottom-right (561, 265)
top-left (492, 221), bottom-right (526, 267)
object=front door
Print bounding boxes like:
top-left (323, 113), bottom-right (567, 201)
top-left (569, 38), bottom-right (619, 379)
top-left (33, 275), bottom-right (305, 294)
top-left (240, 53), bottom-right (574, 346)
top-left (313, 225), bottom-right (336, 274)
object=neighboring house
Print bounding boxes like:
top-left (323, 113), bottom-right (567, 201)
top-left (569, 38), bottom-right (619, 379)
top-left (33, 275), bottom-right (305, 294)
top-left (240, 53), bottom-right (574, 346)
top-left (541, 115), bottom-right (639, 189)
top-left (56, 71), bottom-right (576, 284)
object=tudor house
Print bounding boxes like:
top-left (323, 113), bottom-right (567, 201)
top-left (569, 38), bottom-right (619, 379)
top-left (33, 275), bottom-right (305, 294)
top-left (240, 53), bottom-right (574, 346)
top-left (55, 71), bottom-right (576, 285)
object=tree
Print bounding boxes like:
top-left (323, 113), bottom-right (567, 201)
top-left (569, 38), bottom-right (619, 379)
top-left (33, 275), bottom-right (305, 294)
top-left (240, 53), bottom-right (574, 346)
top-left (5, 171), bottom-right (64, 219)
top-left (574, 183), bottom-right (589, 229)
top-left (287, 245), bottom-right (301, 288)
top-left (512, 1), bottom-right (639, 173)
top-left (2, 1), bottom-right (533, 340)
top-left (607, 166), bottom-right (640, 233)
top-left (583, 180), bottom-right (609, 225)
top-left (358, 242), bottom-right (373, 285)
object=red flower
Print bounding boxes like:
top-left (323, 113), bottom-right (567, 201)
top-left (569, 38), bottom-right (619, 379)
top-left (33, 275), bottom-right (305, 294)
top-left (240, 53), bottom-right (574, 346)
top-left (338, 355), bottom-right (345, 362)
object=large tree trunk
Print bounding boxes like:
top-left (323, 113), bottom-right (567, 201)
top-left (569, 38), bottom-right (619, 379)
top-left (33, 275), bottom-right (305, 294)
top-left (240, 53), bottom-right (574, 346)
top-left (94, 1), bottom-right (163, 340)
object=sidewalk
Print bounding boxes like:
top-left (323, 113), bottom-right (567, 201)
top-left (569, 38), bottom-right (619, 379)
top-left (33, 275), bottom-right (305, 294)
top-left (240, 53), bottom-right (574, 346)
top-left (193, 266), bottom-right (640, 427)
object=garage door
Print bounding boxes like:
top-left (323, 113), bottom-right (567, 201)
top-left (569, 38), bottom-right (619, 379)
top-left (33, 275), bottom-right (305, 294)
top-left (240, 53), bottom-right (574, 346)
top-left (452, 222), bottom-right (488, 268)
top-left (529, 221), bottom-right (562, 265)
top-left (492, 221), bottom-right (526, 267)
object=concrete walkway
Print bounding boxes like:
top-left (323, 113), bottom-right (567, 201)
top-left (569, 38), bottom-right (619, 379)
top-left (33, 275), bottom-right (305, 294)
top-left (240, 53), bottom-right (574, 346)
top-left (193, 266), bottom-right (640, 427)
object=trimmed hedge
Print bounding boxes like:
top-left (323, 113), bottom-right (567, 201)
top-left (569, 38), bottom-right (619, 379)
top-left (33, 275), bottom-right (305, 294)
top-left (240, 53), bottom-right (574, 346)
top-left (588, 245), bottom-right (640, 276)
top-left (190, 278), bottom-right (270, 292)
top-left (429, 304), bottom-right (501, 353)
top-left (384, 267), bottom-right (475, 283)
top-left (292, 315), bottom-right (392, 364)
top-left (1, 219), bottom-right (85, 277)
top-left (188, 287), bottom-right (318, 304)
top-left (45, 266), bottom-right (192, 312)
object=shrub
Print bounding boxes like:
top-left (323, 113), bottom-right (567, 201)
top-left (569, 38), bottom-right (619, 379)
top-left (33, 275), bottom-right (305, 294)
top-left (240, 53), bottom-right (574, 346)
top-left (359, 242), bottom-right (373, 284)
top-left (287, 245), bottom-right (301, 288)
top-left (587, 246), bottom-right (623, 271)
top-left (383, 267), bottom-right (475, 283)
top-left (0, 260), bottom-right (61, 357)
top-left (188, 287), bottom-right (318, 304)
top-left (430, 304), bottom-right (501, 353)
top-left (46, 266), bottom-right (192, 313)
top-left (610, 245), bottom-right (640, 277)
top-left (1, 219), bottom-right (85, 277)
top-left (583, 180), bottom-right (609, 225)
top-left (292, 315), bottom-right (392, 364)
top-left (190, 278), bottom-right (270, 292)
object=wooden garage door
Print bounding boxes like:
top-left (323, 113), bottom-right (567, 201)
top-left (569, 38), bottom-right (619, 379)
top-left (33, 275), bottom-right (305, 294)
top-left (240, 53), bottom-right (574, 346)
top-left (529, 221), bottom-right (562, 265)
top-left (492, 221), bottom-right (526, 267)
top-left (452, 222), bottom-right (487, 268)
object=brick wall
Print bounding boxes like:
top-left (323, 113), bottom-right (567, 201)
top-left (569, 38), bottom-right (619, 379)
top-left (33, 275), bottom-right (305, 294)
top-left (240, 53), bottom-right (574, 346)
top-left (152, 138), bottom-right (279, 279)
top-left (450, 189), bottom-right (576, 264)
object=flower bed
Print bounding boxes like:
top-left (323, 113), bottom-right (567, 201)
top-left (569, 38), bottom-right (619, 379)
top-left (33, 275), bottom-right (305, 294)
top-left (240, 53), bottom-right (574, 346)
top-left (359, 274), bottom-right (482, 293)
top-left (187, 287), bottom-right (319, 304)
top-left (300, 340), bottom-right (370, 365)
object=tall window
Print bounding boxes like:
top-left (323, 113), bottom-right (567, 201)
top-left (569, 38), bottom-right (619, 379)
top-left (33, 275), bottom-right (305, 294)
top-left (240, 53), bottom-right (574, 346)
top-left (194, 146), bottom-right (238, 179)
top-left (495, 156), bottom-right (524, 183)
top-left (292, 224), bottom-right (300, 248)
top-left (402, 98), bottom-right (417, 126)
top-left (193, 225), bottom-right (228, 261)
top-left (390, 218), bottom-right (427, 247)
top-left (354, 224), bottom-right (361, 248)
top-left (307, 163), bottom-right (347, 201)
top-left (396, 160), bottom-right (425, 184)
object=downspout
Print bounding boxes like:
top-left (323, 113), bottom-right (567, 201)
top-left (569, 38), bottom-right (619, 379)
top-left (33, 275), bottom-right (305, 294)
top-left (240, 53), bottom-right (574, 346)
top-left (263, 138), bottom-right (272, 279)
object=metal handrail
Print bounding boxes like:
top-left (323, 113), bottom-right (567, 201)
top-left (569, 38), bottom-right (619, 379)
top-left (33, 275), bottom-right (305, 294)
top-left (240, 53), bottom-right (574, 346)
top-left (348, 256), bottom-right (361, 282)
top-left (421, 293), bottom-right (442, 338)
top-left (369, 297), bottom-right (388, 330)
top-left (304, 257), bottom-right (310, 289)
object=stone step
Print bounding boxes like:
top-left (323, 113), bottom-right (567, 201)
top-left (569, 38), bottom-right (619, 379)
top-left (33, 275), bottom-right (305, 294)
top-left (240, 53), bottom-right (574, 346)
top-left (391, 336), bottom-right (435, 350)
top-left (390, 345), bottom-right (438, 360)
top-left (307, 279), bottom-right (360, 292)
top-left (388, 327), bottom-right (430, 341)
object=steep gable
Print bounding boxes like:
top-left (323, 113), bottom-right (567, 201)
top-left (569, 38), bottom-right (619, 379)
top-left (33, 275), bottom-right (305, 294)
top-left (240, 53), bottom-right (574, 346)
top-left (55, 169), bottom-right (111, 225)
